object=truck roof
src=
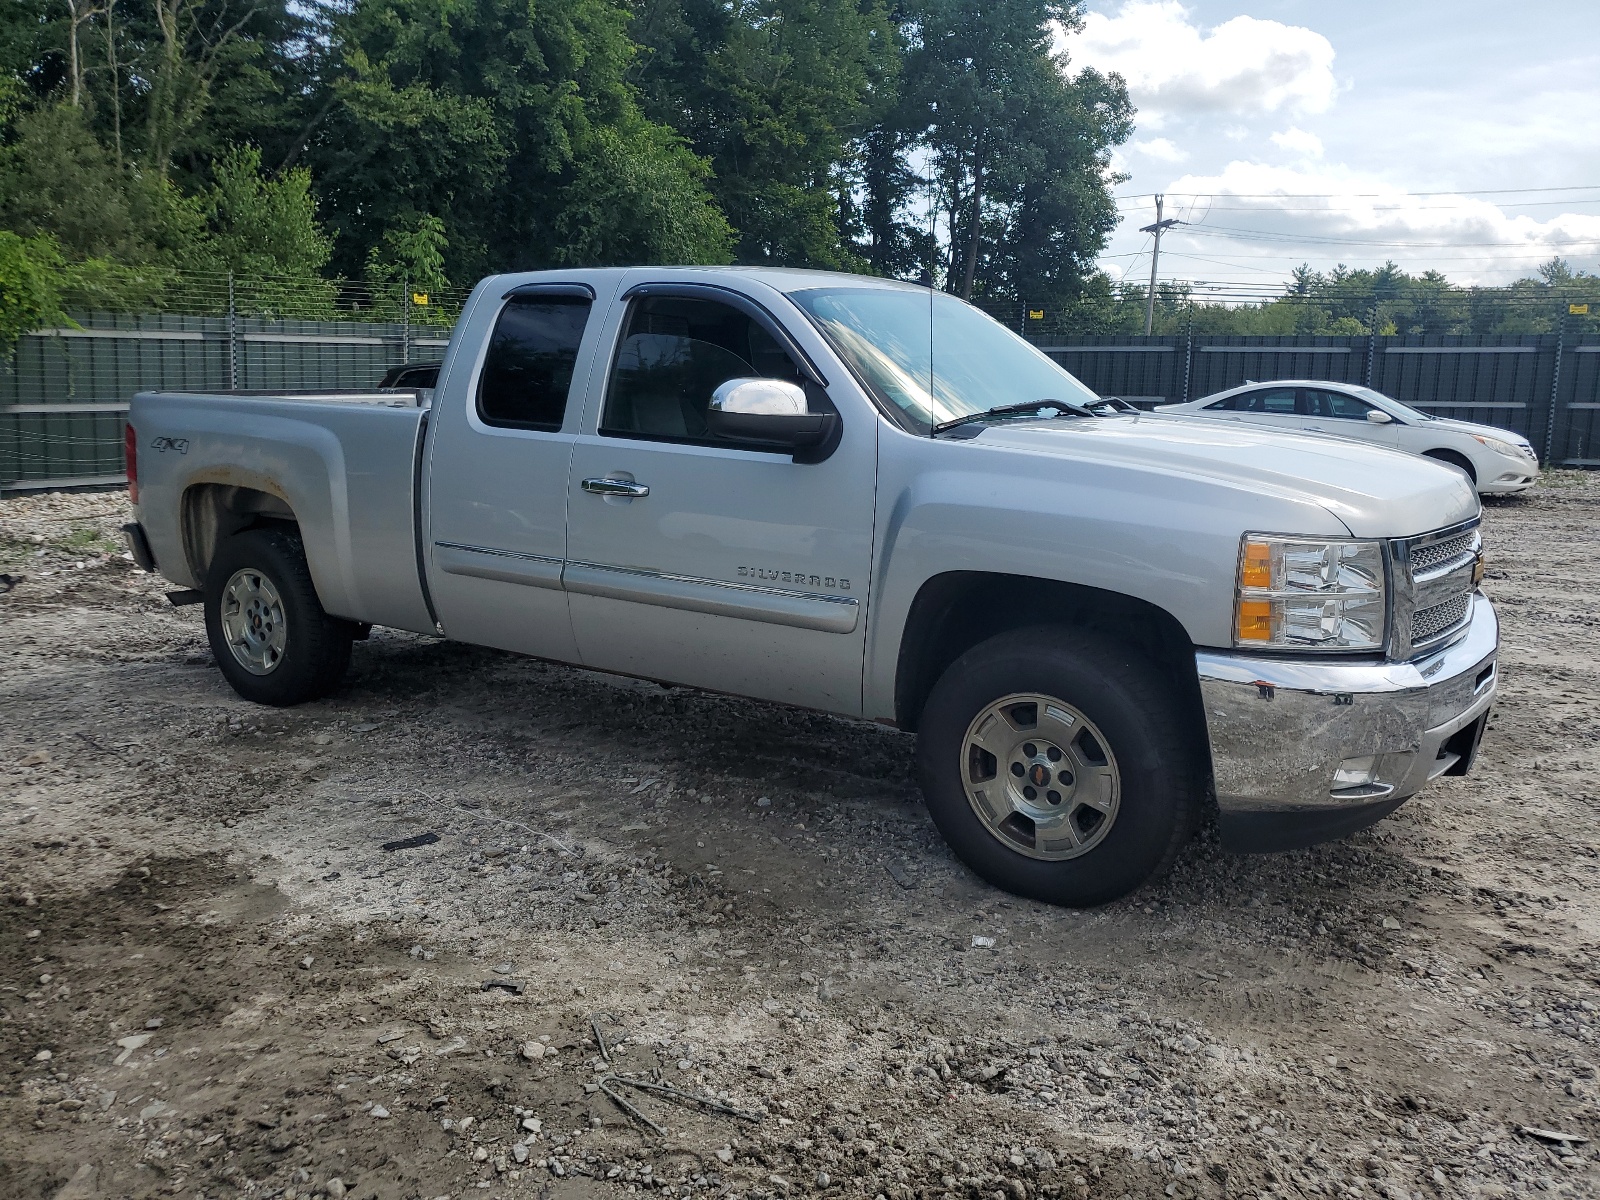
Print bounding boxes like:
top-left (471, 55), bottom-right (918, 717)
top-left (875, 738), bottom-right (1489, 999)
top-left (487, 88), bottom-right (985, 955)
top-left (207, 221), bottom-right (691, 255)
top-left (485, 265), bottom-right (929, 297)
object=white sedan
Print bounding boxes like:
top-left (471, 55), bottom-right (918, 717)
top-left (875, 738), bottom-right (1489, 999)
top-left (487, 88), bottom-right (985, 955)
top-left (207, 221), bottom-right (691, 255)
top-left (1156, 380), bottom-right (1539, 495)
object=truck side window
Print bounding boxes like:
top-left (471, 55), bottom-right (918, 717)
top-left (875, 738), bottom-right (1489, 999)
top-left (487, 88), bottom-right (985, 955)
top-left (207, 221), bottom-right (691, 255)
top-left (478, 295), bottom-right (592, 431)
top-left (602, 296), bottom-right (805, 443)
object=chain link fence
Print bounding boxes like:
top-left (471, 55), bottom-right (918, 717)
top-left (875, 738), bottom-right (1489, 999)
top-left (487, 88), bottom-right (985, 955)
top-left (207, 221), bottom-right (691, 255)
top-left (2, 273), bottom-right (471, 491)
top-left (5, 277), bottom-right (1600, 489)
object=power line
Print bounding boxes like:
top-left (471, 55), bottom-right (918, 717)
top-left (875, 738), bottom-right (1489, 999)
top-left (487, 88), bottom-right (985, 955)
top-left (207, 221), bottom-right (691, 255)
top-left (1170, 224), bottom-right (1600, 249)
top-left (1133, 198), bottom-right (1600, 214)
top-left (1155, 247), bottom-right (1599, 265)
top-left (1113, 184), bottom-right (1600, 202)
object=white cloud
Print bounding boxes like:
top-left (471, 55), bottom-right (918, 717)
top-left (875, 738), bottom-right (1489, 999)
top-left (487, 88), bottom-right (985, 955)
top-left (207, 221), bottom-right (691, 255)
top-left (1132, 137), bottom-right (1188, 162)
top-left (1269, 127), bottom-right (1323, 159)
top-left (1064, 2), bottom-right (1337, 122)
top-left (1152, 161), bottom-right (1600, 285)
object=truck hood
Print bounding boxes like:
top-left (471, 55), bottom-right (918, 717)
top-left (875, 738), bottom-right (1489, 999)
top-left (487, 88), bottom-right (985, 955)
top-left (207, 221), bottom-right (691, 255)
top-left (970, 413), bottom-right (1480, 538)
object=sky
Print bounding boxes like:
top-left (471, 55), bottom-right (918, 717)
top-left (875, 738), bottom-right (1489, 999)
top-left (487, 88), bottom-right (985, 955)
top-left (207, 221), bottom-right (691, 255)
top-left (1058, 1), bottom-right (1600, 298)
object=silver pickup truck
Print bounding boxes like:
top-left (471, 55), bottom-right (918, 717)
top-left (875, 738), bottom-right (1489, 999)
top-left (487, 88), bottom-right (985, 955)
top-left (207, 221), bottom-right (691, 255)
top-left (124, 267), bottom-right (1498, 905)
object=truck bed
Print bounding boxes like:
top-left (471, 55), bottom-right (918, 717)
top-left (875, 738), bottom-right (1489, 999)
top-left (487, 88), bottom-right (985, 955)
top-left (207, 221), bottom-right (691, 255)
top-left (129, 389), bottom-right (436, 635)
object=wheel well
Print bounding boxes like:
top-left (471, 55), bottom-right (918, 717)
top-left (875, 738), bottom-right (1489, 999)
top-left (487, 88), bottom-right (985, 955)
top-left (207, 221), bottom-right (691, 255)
top-left (1423, 448), bottom-right (1477, 484)
top-left (182, 483), bottom-right (299, 584)
top-left (894, 572), bottom-right (1203, 735)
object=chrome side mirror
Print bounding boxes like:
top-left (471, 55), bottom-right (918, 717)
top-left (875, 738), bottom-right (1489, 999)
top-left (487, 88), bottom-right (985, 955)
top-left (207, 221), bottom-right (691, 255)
top-left (707, 377), bottom-right (839, 461)
top-left (711, 378), bottom-right (808, 417)
top-left (1366, 409), bottom-right (1394, 424)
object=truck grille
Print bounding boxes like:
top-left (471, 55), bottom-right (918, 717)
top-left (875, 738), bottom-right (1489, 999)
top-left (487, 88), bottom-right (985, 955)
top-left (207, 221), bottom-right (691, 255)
top-left (1399, 519), bottom-right (1481, 657)
top-left (1412, 592), bottom-right (1471, 644)
top-left (1410, 531), bottom-right (1476, 577)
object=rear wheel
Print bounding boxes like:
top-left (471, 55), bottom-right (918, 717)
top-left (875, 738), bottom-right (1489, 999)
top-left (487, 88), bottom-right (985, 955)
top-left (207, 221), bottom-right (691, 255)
top-left (205, 527), bottom-right (353, 706)
top-left (916, 626), bottom-right (1202, 907)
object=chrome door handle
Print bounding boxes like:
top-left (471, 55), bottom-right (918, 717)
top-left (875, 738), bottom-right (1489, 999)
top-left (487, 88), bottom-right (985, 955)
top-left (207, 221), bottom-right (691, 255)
top-left (582, 477), bottom-right (649, 498)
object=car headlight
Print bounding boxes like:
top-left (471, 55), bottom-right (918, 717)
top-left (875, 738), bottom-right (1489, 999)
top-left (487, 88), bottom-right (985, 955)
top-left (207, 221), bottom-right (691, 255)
top-left (1472, 433), bottom-right (1528, 459)
top-left (1235, 535), bottom-right (1387, 651)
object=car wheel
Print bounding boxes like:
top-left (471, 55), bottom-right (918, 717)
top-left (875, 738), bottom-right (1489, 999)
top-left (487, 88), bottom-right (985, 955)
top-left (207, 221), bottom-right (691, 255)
top-left (916, 626), bottom-right (1203, 907)
top-left (1424, 448), bottom-right (1477, 485)
top-left (205, 527), bottom-right (353, 706)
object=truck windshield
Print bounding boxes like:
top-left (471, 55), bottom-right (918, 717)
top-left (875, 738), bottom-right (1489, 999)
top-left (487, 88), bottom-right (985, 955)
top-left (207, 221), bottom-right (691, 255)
top-left (789, 286), bottom-right (1100, 435)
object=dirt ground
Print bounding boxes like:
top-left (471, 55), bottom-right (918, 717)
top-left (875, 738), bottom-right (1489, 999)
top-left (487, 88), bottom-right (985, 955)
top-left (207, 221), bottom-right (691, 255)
top-left (2, 480), bottom-right (1598, 1200)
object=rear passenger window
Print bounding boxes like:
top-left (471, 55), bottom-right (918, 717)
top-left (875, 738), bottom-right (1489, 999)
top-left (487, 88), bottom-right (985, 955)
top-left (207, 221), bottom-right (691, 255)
top-left (1304, 389), bottom-right (1373, 420)
top-left (478, 296), bottom-right (592, 430)
top-left (1235, 387), bottom-right (1297, 414)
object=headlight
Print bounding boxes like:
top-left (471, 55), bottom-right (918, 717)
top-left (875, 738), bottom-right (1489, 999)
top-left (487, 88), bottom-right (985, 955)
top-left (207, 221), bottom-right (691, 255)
top-left (1472, 433), bottom-right (1526, 459)
top-left (1235, 535), bottom-right (1387, 651)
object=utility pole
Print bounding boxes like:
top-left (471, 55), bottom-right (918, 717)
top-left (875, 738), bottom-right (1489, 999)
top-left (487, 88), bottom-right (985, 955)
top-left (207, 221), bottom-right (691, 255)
top-left (1140, 195), bottom-right (1181, 335)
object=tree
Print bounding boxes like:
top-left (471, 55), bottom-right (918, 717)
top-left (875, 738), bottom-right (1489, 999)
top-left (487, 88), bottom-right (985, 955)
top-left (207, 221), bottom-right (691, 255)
top-left (900, 0), bottom-right (1128, 300)
top-left (365, 211), bottom-right (449, 296)
top-left (144, 0), bottom-right (279, 178)
top-left (850, 122), bottom-right (934, 278)
top-left (632, 0), bottom-right (897, 268)
top-left (0, 231), bottom-right (68, 356)
top-left (981, 62), bottom-right (1130, 307)
top-left (554, 124), bottom-right (733, 265)
top-left (0, 104), bottom-right (203, 264)
top-left (193, 144), bottom-right (332, 279)
top-left (309, 0), bottom-right (732, 282)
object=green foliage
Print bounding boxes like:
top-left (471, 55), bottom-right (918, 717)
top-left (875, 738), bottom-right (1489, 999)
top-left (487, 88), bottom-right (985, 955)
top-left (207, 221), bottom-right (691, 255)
top-left (188, 145), bottom-right (337, 315)
top-left (0, 231), bottom-right (68, 357)
top-left (365, 210), bottom-right (455, 324)
top-left (1031, 257), bottom-right (1600, 337)
top-left (885, 0), bottom-right (1130, 303)
top-left (554, 125), bottom-right (735, 266)
top-left (632, 0), bottom-right (895, 268)
top-left (366, 212), bottom-right (450, 294)
top-left (0, 0), bottom-right (1133, 314)
top-left (196, 146), bottom-right (332, 278)
top-left (0, 106), bottom-right (150, 261)
top-left (311, 0), bottom-right (732, 282)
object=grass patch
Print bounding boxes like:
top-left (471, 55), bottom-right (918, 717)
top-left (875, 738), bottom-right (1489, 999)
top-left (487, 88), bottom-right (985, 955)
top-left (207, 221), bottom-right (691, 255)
top-left (60, 525), bottom-right (123, 555)
top-left (1537, 468), bottom-right (1595, 490)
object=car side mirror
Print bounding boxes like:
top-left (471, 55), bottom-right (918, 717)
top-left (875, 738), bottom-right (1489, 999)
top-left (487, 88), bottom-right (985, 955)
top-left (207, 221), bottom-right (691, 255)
top-left (707, 378), bottom-right (839, 460)
top-left (1366, 409), bottom-right (1394, 424)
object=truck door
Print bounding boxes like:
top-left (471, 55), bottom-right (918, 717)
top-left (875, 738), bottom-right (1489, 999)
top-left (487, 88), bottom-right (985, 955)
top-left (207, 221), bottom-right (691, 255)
top-left (425, 282), bottom-right (603, 662)
top-left (562, 284), bottom-right (875, 714)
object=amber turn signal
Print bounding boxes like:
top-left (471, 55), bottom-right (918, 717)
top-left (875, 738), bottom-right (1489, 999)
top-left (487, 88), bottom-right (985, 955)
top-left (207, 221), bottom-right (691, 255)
top-left (1237, 599), bottom-right (1273, 641)
top-left (1240, 541), bottom-right (1272, 590)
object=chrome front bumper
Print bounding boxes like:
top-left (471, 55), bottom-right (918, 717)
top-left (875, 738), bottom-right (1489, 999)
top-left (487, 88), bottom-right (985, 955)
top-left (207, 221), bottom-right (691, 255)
top-left (1197, 592), bottom-right (1498, 853)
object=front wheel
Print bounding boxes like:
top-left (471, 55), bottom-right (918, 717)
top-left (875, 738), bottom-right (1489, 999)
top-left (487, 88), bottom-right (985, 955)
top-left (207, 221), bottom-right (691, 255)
top-left (916, 626), bottom-right (1203, 906)
top-left (1423, 448), bottom-right (1477, 486)
top-left (204, 527), bottom-right (353, 706)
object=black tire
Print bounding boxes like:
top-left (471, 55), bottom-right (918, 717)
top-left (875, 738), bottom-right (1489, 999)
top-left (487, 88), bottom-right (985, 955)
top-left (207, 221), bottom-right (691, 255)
top-left (1424, 449), bottom-right (1477, 485)
top-left (915, 626), bottom-right (1203, 907)
top-left (204, 527), bottom-right (353, 706)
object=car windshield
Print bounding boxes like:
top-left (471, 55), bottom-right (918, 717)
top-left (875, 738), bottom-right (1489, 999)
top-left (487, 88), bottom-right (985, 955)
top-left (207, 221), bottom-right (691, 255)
top-left (789, 286), bottom-right (1100, 434)
top-left (1353, 385), bottom-right (1432, 421)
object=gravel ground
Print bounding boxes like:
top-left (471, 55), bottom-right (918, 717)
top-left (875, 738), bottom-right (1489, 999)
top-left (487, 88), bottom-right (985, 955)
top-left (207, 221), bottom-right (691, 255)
top-left (2, 481), bottom-right (1597, 1200)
